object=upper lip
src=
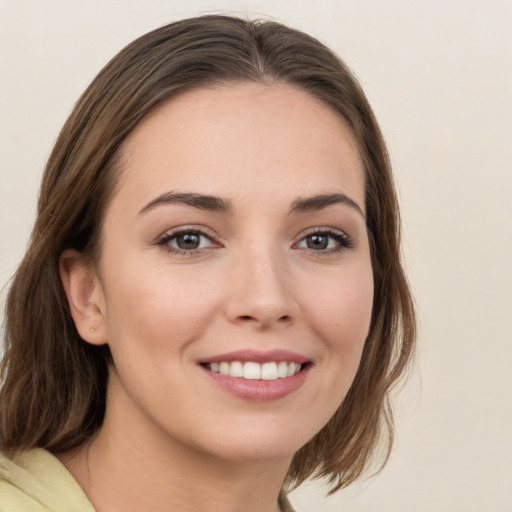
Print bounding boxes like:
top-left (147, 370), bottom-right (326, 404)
top-left (200, 349), bottom-right (311, 365)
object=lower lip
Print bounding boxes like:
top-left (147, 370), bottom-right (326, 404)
top-left (200, 365), bottom-right (310, 401)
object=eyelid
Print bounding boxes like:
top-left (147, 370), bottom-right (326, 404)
top-left (156, 226), bottom-right (222, 254)
top-left (157, 224), bottom-right (218, 241)
top-left (154, 225), bottom-right (353, 257)
top-left (293, 227), bottom-right (354, 252)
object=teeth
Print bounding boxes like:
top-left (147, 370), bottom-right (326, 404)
top-left (243, 362), bottom-right (261, 380)
top-left (207, 361), bottom-right (302, 380)
top-left (229, 361), bottom-right (243, 377)
top-left (288, 363), bottom-right (300, 377)
top-left (261, 362), bottom-right (278, 380)
top-left (277, 361), bottom-right (288, 378)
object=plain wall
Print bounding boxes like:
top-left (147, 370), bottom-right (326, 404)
top-left (1, 1), bottom-right (511, 510)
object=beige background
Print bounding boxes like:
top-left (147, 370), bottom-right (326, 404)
top-left (1, 1), bottom-right (511, 510)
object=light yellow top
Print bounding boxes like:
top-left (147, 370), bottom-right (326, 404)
top-left (0, 448), bottom-right (94, 511)
top-left (0, 448), bottom-right (296, 512)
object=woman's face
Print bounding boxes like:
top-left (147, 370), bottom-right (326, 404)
top-left (87, 83), bottom-right (373, 463)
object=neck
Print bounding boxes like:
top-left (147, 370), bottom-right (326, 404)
top-left (58, 379), bottom-right (291, 512)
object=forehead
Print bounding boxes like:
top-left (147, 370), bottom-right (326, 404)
top-left (112, 82), bottom-right (365, 215)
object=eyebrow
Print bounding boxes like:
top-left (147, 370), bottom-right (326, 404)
top-left (139, 191), bottom-right (364, 218)
top-left (139, 192), bottom-right (233, 215)
top-left (290, 193), bottom-right (365, 218)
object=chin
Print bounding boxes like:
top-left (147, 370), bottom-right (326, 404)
top-left (189, 416), bottom-right (321, 464)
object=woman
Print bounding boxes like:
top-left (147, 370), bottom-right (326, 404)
top-left (0, 14), bottom-right (415, 512)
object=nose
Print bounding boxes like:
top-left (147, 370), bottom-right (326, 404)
top-left (223, 242), bottom-right (298, 330)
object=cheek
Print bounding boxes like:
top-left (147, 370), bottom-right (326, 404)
top-left (289, 264), bottom-right (373, 435)
top-left (307, 266), bottom-right (374, 347)
top-left (304, 262), bottom-right (374, 400)
top-left (101, 258), bottom-right (222, 355)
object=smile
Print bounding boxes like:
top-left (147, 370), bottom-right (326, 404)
top-left (205, 361), bottom-right (302, 380)
top-left (199, 350), bottom-right (311, 401)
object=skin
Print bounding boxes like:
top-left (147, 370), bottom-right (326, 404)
top-left (60, 82), bottom-right (374, 512)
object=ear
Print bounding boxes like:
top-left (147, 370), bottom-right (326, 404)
top-left (60, 249), bottom-right (107, 346)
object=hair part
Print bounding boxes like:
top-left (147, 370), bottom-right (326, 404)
top-left (1, 14), bottom-right (415, 492)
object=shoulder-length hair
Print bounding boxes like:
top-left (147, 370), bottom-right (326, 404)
top-left (0, 14), bottom-right (415, 492)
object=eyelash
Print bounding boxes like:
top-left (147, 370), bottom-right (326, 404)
top-left (157, 227), bottom-right (354, 256)
top-left (157, 228), bottom-right (216, 256)
top-left (294, 228), bottom-right (354, 255)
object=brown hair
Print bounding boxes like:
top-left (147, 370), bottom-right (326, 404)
top-left (0, 14), bottom-right (415, 492)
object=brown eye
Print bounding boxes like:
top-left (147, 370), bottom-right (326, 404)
top-left (295, 229), bottom-right (353, 253)
top-left (306, 234), bottom-right (329, 250)
top-left (175, 233), bottom-right (201, 250)
top-left (159, 230), bottom-right (216, 253)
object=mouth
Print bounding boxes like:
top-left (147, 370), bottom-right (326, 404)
top-left (202, 361), bottom-right (308, 380)
top-left (198, 350), bottom-right (312, 401)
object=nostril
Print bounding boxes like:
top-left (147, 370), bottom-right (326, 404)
top-left (236, 314), bottom-right (291, 325)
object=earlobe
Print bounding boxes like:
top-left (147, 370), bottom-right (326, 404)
top-left (59, 249), bottom-right (107, 346)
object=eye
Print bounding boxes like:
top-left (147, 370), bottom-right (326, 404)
top-left (158, 229), bottom-right (217, 254)
top-left (295, 229), bottom-right (353, 253)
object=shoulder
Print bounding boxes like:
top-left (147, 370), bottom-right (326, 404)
top-left (1, 449), bottom-right (296, 512)
top-left (0, 448), bottom-right (94, 511)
